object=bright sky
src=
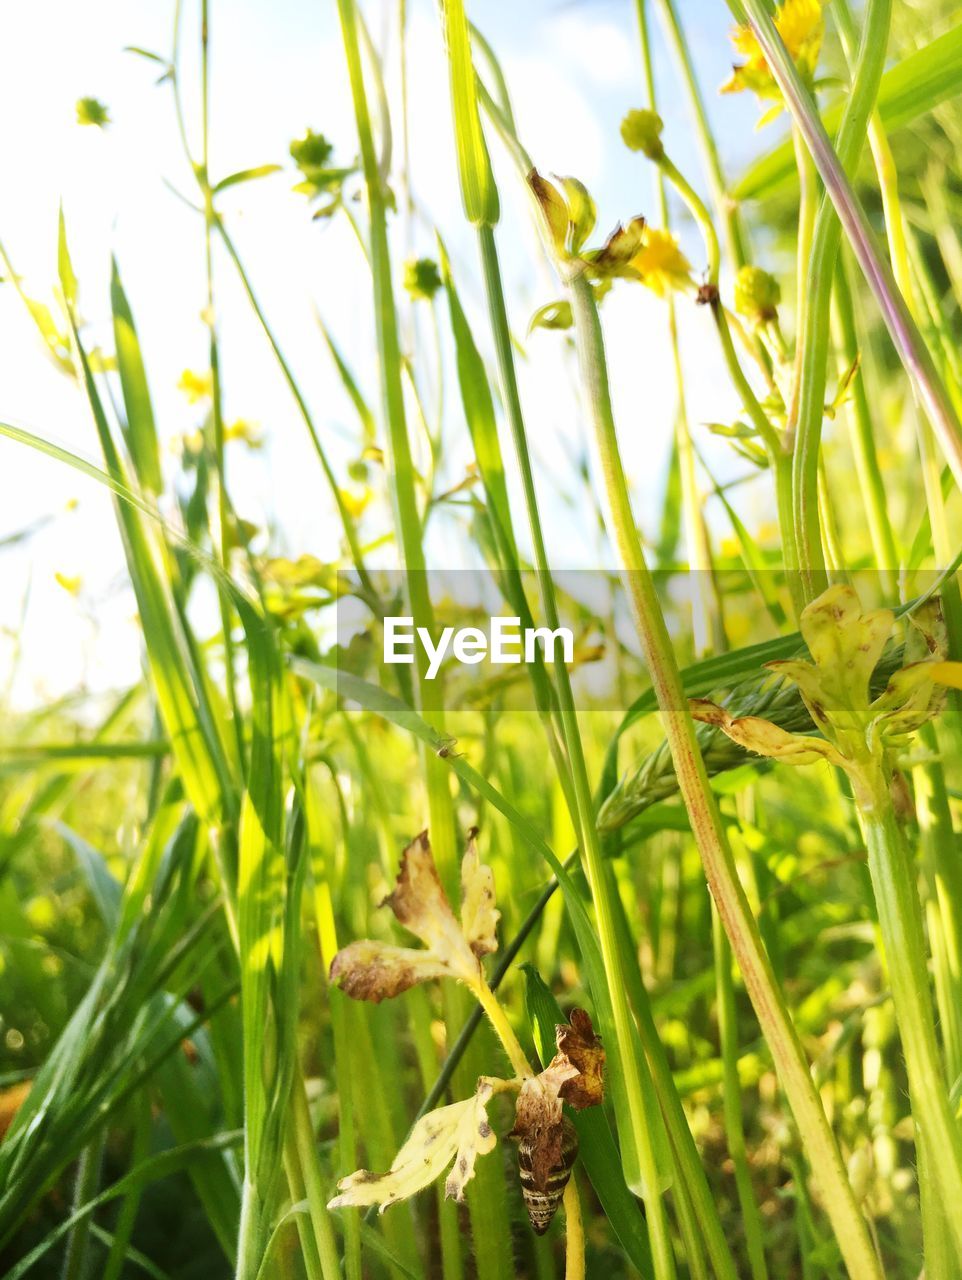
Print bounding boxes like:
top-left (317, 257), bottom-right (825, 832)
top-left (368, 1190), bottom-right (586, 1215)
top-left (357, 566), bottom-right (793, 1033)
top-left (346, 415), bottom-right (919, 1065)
top-left (0, 0), bottom-right (775, 707)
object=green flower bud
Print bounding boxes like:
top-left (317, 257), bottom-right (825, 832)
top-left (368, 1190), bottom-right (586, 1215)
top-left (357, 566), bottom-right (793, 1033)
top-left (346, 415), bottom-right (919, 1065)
top-left (403, 257), bottom-right (442, 301)
top-left (734, 265), bottom-right (781, 325)
top-left (620, 109), bottom-right (664, 160)
top-left (289, 129), bottom-right (334, 176)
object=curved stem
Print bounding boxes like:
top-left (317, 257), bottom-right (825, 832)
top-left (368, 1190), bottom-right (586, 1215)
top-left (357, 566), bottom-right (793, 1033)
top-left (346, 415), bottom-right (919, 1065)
top-left (657, 155), bottom-right (781, 459)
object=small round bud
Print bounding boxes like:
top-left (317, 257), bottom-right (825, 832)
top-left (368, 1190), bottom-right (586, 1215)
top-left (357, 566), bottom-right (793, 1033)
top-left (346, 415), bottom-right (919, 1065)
top-left (403, 257), bottom-right (442, 301)
top-left (289, 129), bottom-right (333, 175)
top-left (620, 109), bottom-right (664, 160)
top-left (347, 458), bottom-right (369, 484)
top-left (734, 265), bottom-right (781, 324)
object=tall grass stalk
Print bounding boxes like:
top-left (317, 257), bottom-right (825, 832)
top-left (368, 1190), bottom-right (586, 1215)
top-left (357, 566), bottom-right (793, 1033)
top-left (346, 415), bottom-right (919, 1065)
top-left (438, 6), bottom-right (678, 1272)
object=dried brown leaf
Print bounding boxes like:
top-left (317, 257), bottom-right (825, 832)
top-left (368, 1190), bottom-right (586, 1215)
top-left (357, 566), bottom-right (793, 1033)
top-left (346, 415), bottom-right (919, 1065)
top-left (329, 939), bottom-right (449, 1003)
top-left (384, 830), bottom-right (478, 982)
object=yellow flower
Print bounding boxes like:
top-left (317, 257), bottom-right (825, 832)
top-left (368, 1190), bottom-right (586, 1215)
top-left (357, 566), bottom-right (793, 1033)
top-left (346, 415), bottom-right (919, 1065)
top-left (627, 227), bottom-right (693, 298)
top-left (176, 369), bottom-right (213, 404)
top-left (722, 0), bottom-right (823, 99)
top-left (54, 572), bottom-right (82, 597)
top-left (224, 418), bottom-right (263, 448)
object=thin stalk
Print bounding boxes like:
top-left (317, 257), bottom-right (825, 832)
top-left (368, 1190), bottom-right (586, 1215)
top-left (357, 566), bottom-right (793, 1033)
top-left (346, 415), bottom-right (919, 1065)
top-left (289, 1073), bottom-right (341, 1280)
top-left (61, 1134), bottom-right (105, 1280)
top-left (656, 155), bottom-right (780, 459)
top-left (633, 0), bottom-right (748, 268)
top-left (198, 0), bottom-right (245, 772)
top-left (830, 259), bottom-right (899, 582)
top-left (634, 0), bottom-right (725, 656)
top-left (214, 222), bottom-right (376, 601)
top-left (608, 877), bottom-right (740, 1280)
top-left (712, 906), bottom-right (769, 1280)
top-left (780, 0), bottom-right (892, 596)
top-left (914, 724), bottom-right (962, 1089)
top-left (476, 221), bottom-right (677, 1280)
top-left (566, 269), bottom-right (883, 1280)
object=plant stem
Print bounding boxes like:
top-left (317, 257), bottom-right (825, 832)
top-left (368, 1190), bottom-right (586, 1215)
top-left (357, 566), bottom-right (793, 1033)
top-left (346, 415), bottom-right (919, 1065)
top-left (566, 269), bottom-right (882, 1280)
top-left (562, 1179), bottom-right (585, 1280)
top-left (475, 220), bottom-right (677, 1280)
top-left (858, 772), bottom-right (962, 1260)
top-left (214, 221), bottom-right (376, 601)
top-left (473, 977), bottom-right (532, 1078)
top-left (830, 259), bottom-right (899, 584)
top-left (635, 0), bottom-right (748, 268)
top-left (712, 905), bottom-right (769, 1280)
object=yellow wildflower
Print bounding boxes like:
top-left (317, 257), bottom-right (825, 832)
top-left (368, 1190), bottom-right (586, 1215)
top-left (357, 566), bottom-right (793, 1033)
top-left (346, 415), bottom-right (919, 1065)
top-left (628, 227), bottom-right (693, 298)
top-left (177, 369), bottom-right (213, 404)
top-left (54, 573), bottom-right (82, 597)
top-left (722, 0), bottom-right (823, 99)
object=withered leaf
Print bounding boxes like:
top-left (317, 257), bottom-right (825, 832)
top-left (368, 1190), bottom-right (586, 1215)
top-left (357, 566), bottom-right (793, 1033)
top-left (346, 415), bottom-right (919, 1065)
top-left (460, 829), bottom-right (500, 959)
top-left (329, 939), bottom-right (449, 1004)
top-left (328, 1077), bottom-right (499, 1212)
top-left (555, 1008), bottom-right (605, 1110)
top-left (383, 830), bottom-right (479, 983)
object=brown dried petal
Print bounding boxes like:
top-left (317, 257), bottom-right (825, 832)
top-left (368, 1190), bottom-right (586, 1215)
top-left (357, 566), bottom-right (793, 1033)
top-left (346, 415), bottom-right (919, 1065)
top-left (527, 169), bottom-right (569, 257)
top-left (590, 217), bottom-right (647, 276)
top-left (330, 939), bottom-right (449, 1003)
top-left (460, 829), bottom-right (500, 959)
top-left (555, 1008), bottom-right (605, 1110)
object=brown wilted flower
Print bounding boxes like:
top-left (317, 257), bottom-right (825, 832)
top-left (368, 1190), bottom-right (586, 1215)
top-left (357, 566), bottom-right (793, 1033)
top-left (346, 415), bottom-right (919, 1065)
top-left (330, 830), bottom-right (500, 1003)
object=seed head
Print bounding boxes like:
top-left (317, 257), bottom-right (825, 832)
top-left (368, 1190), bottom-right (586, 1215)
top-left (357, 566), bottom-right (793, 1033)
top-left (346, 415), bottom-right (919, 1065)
top-left (620, 109), bottom-right (664, 161)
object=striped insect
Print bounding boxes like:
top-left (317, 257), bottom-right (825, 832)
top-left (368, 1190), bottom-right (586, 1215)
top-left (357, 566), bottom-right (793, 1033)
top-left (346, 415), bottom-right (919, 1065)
top-left (515, 1113), bottom-right (579, 1234)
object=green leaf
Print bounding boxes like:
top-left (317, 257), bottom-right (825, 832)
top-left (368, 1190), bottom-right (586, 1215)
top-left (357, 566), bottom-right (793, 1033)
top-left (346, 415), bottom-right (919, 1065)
top-left (213, 164), bottom-right (282, 194)
top-left (111, 257), bottom-right (163, 494)
top-left (440, 0), bottom-right (499, 225)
